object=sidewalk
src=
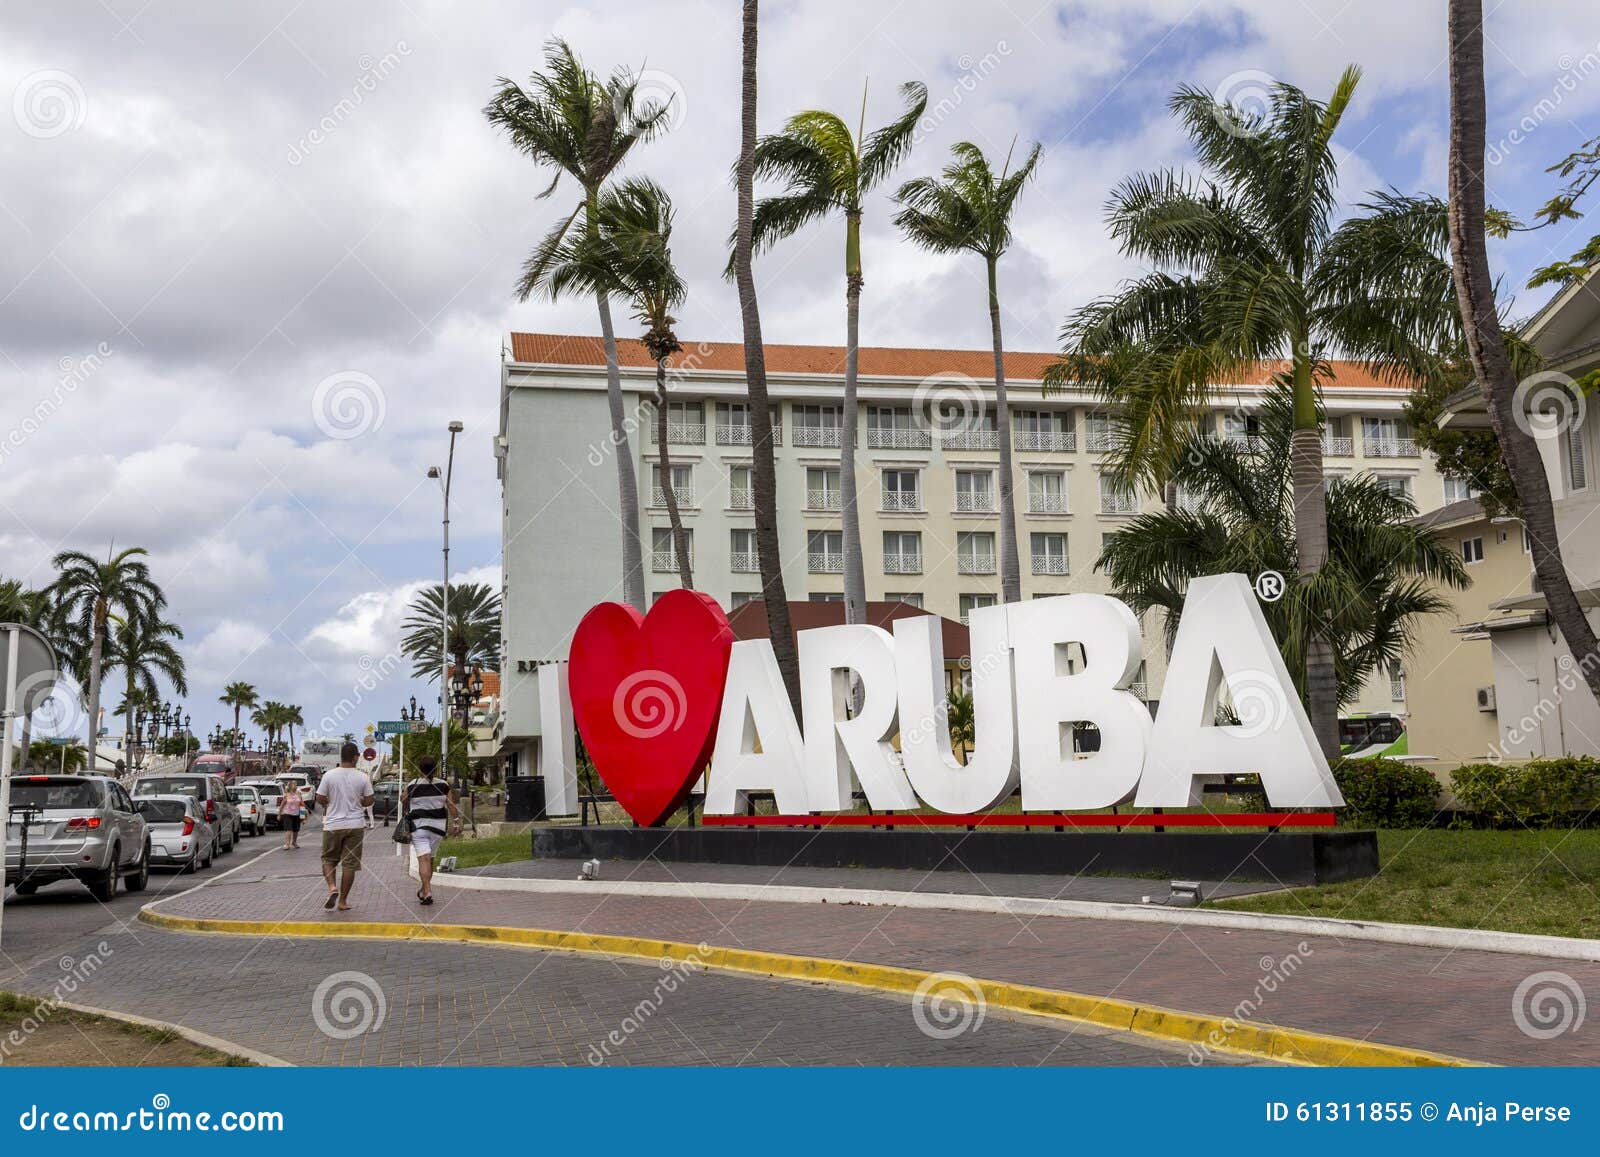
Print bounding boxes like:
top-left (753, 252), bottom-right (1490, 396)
top-left (146, 839), bottom-right (1597, 1065)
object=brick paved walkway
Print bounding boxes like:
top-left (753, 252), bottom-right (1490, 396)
top-left (142, 835), bottom-right (1600, 1065)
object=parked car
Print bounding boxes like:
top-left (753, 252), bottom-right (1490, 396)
top-left (131, 773), bottom-right (240, 855)
top-left (4, 775), bottom-right (149, 899)
top-left (227, 784), bottom-right (267, 836)
top-left (239, 779), bottom-right (286, 829)
top-left (133, 795), bottom-right (214, 873)
top-left (370, 780), bottom-right (402, 821)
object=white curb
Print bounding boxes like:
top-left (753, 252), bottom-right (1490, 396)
top-left (428, 869), bottom-right (1600, 962)
top-left (49, 998), bottom-right (292, 1067)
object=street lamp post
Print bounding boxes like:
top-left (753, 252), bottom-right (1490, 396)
top-left (428, 419), bottom-right (463, 792)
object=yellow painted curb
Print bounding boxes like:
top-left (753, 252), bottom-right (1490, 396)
top-left (138, 907), bottom-right (1481, 1068)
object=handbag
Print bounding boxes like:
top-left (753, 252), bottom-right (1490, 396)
top-left (392, 809), bottom-right (414, 844)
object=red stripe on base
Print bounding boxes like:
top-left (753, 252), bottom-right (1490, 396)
top-left (701, 811), bottom-right (1336, 829)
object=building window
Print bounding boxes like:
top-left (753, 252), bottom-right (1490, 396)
top-left (727, 465), bottom-right (753, 510)
top-left (883, 530), bottom-right (922, 574)
top-left (957, 531), bottom-right (996, 574)
top-left (650, 463), bottom-right (693, 507)
top-left (959, 593), bottom-right (997, 624)
top-left (651, 399), bottom-right (705, 445)
top-left (1321, 416), bottom-right (1352, 456)
top-left (1568, 421), bottom-right (1589, 491)
top-left (806, 466), bottom-right (841, 511)
top-left (1031, 532), bottom-right (1068, 575)
top-left (808, 529), bottom-right (843, 572)
top-left (1389, 663), bottom-right (1406, 702)
top-left (881, 468), bottom-right (922, 512)
top-left (730, 528), bottom-right (760, 573)
top-left (730, 592), bottom-right (761, 608)
top-left (1085, 410), bottom-right (1117, 453)
top-left (1461, 536), bottom-right (1485, 564)
top-left (1523, 526), bottom-right (1533, 554)
top-left (954, 469), bottom-right (996, 512)
top-left (1101, 531), bottom-right (1118, 553)
top-left (1013, 410), bottom-right (1075, 451)
top-left (1442, 475), bottom-right (1476, 505)
top-left (940, 406), bottom-right (997, 450)
top-left (885, 592), bottom-right (924, 609)
top-left (1028, 470), bottom-right (1067, 513)
top-left (651, 527), bottom-right (691, 571)
top-left (1220, 411), bottom-right (1262, 448)
top-left (867, 406), bottom-right (929, 449)
top-left (1362, 416), bottom-right (1416, 457)
top-left (1376, 475), bottom-right (1413, 502)
top-left (809, 592), bottom-right (844, 603)
top-left (1098, 475), bottom-right (1137, 514)
top-left (793, 404), bottom-right (843, 447)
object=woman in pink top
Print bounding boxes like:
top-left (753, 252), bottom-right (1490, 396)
top-left (279, 783), bottom-right (304, 849)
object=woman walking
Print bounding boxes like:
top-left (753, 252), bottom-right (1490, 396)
top-left (280, 781), bottom-right (304, 850)
top-left (403, 755), bottom-right (459, 905)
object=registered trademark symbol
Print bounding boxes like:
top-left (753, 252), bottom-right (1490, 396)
top-left (1254, 570), bottom-right (1286, 602)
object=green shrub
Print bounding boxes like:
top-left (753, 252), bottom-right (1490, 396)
top-left (1451, 757), bottom-right (1600, 828)
top-left (1332, 758), bottom-right (1441, 827)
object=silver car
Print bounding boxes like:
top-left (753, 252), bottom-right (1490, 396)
top-left (4, 774), bottom-right (150, 900)
top-left (134, 794), bottom-right (215, 873)
top-left (132, 773), bottom-right (241, 854)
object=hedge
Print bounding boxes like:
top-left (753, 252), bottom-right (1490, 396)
top-left (1450, 757), bottom-right (1600, 828)
top-left (1332, 758), bottom-right (1441, 828)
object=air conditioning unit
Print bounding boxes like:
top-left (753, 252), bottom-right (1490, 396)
top-left (1476, 685), bottom-right (1497, 712)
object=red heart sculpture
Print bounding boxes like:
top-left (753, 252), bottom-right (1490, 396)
top-left (568, 589), bottom-right (734, 827)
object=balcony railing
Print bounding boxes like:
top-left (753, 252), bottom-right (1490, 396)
top-left (1100, 490), bottom-right (1138, 515)
top-left (881, 491), bottom-right (921, 512)
top-left (1031, 553), bottom-right (1068, 575)
top-left (730, 550), bottom-right (760, 574)
top-left (867, 427), bottom-right (932, 450)
top-left (883, 552), bottom-right (922, 575)
top-left (1028, 493), bottom-right (1067, 514)
top-left (1366, 437), bottom-right (1418, 458)
top-left (958, 553), bottom-right (997, 575)
top-left (793, 425), bottom-right (842, 448)
top-left (808, 551), bottom-right (844, 573)
top-left (650, 486), bottom-right (694, 508)
top-left (1127, 682), bottom-right (1148, 701)
top-left (1321, 435), bottom-right (1354, 456)
top-left (943, 428), bottom-right (999, 450)
top-left (1390, 677), bottom-right (1406, 702)
top-left (651, 550), bottom-right (690, 572)
top-left (954, 491), bottom-right (996, 513)
top-left (1014, 430), bottom-right (1076, 452)
top-left (806, 488), bottom-right (840, 511)
top-left (649, 421), bottom-right (705, 445)
top-left (728, 486), bottom-right (753, 510)
top-left (1085, 428), bottom-right (1116, 452)
top-left (715, 421), bottom-right (784, 446)
top-left (1213, 433), bottom-right (1266, 452)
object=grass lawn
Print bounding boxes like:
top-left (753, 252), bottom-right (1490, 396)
top-left (1212, 827), bottom-right (1600, 940)
top-left (439, 831), bottom-right (533, 870)
top-left (0, 992), bottom-right (255, 1066)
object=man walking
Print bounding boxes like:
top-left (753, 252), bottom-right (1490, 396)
top-left (316, 741), bottom-right (375, 912)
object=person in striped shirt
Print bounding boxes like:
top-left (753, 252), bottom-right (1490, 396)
top-left (403, 755), bottom-right (460, 905)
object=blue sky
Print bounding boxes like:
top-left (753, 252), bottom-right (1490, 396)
top-left (2, 0), bottom-right (1597, 745)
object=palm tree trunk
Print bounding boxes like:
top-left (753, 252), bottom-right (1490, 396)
top-left (840, 212), bottom-right (867, 626)
top-left (1447, 0), bottom-right (1600, 705)
top-left (1289, 349), bottom-right (1340, 757)
top-left (85, 600), bottom-right (105, 760)
top-left (596, 288), bottom-right (647, 612)
top-left (988, 258), bottom-right (1022, 603)
top-left (734, 0), bottom-right (801, 712)
top-left (655, 359), bottom-right (693, 587)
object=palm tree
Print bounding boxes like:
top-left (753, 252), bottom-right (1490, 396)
top-left (219, 681), bottom-right (258, 744)
top-left (896, 140), bottom-right (1042, 603)
top-left (1098, 386), bottom-right (1468, 707)
top-left (51, 547), bottom-right (164, 751)
top-left (1, 577), bottom-right (63, 766)
top-left (484, 41), bottom-right (674, 613)
top-left (536, 178), bottom-right (694, 587)
top-left (282, 703), bottom-right (304, 759)
top-left (732, 0), bottom-right (800, 709)
top-left (946, 689), bottom-right (976, 764)
top-left (1047, 68), bottom-right (1461, 756)
top-left (1445, 0), bottom-right (1600, 706)
top-left (400, 582), bottom-right (502, 682)
top-left (744, 80), bottom-right (927, 625)
top-left (103, 612), bottom-right (187, 758)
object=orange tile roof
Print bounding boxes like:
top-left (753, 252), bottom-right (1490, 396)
top-left (508, 333), bottom-right (1411, 390)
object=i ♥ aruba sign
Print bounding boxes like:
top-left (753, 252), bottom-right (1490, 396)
top-left (566, 575), bottom-right (1343, 827)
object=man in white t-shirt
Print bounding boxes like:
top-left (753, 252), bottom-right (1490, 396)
top-left (315, 743), bottom-right (375, 911)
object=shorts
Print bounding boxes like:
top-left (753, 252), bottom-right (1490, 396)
top-left (412, 828), bottom-right (444, 858)
top-left (321, 826), bottom-right (365, 871)
top-left (283, 813), bottom-right (302, 832)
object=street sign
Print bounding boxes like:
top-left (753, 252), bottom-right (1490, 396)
top-left (45, 736), bottom-right (74, 746)
top-left (377, 720), bottom-right (420, 734)
top-left (362, 747), bottom-right (378, 762)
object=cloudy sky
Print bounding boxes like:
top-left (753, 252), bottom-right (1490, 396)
top-left (2, 0), bottom-right (1597, 745)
